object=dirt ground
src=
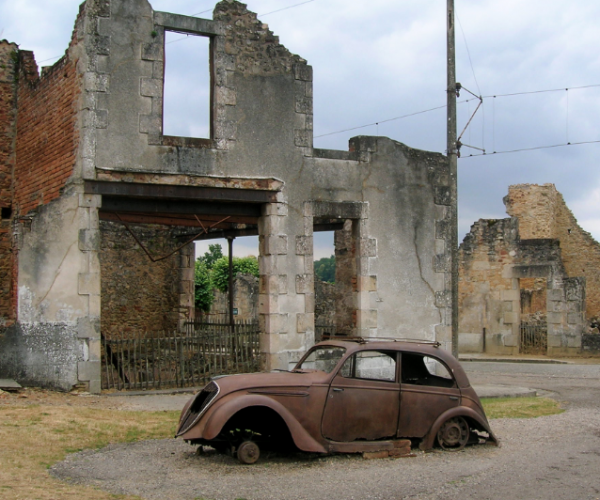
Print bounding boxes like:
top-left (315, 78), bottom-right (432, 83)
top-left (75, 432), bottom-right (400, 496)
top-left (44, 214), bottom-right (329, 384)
top-left (4, 359), bottom-right (600, 500)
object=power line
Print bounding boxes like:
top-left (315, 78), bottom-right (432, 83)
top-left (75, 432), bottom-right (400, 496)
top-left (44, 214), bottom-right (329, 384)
top-left (314, 104), bottom-right (449, 139)
top-left (461, 139), bottom-right (600, 158)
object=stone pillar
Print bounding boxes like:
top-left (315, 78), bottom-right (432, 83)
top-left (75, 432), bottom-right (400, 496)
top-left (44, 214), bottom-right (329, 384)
top-left (334, 220), bottom-right (356, 337)
top-left (178, 242), bottom-right (195, 329)
top-left (258, 202), bottom-right (289, 370)
top-left (77, 193), bottom-right (102, 393)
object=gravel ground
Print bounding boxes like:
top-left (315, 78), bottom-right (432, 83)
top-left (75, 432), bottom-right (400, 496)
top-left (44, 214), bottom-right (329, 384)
top-left (50, 407), bottom-right (600, 500)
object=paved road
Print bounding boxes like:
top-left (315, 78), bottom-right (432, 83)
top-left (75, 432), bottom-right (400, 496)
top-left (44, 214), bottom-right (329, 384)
top-left (51, 359), bottom-right (600, 500)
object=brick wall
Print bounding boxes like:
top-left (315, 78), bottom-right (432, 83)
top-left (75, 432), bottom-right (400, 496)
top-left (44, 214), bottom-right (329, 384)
top-left (14, 51), bottom-right (80, 217)
top-left (99, 221), bottom-right (189, 339)
top-left (506, 184), bottom-right (600, 320)
top-left (0, 41), bottom-right (18, 323)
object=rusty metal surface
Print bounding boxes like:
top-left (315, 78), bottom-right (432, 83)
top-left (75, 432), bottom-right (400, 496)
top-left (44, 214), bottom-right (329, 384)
top-left (84, 180), bottom-right (279, 203)
top-left (176, 339), bottom-right (497, 458)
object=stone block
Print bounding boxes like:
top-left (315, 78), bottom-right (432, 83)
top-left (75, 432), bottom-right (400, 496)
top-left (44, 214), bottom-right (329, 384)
top-left (503, 312), bottom-right (518, 324)
top-left (140, 77), bottom-right (162, 97)
top-left (263, 203), bottom-right (288, 217)
top-left (78, 273), bottom-right (100, 296)
top-left (78, 360), bottom-right (100, 384)
top-left (294, 64), bottom-right (313, 82)
top-left (500, 289), bottom-right (520, 301)
top-left (502, 333), bottom-right (518, 347)
top-left (296, 274), bottom-right (313, 294)
top-left (79, 229), bottom-right (99, 252)
top-left (79, 194), bottom-right (102, 209)
top-left (264, 235), bottom-right (288, 255)
top-left (295, 235), bottom-right (312, 256)
top-left (567, 312), bottom-right (584, 325)
top-left (258, 293), bottom-right (279, 315)
top-left (548, 288), bottom-right (565, 301)
top-left (296, 313), bottom-right (314, 333)
top-left (547, 312), bottom-right (563, 325)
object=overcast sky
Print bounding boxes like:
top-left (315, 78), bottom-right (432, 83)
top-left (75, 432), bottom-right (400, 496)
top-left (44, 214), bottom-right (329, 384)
top-left (2, 0), bottom-right (600, 259)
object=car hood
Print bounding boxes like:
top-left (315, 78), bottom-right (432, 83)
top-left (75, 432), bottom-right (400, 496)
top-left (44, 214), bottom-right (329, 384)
top-left (210, 370), bottom-right (329, 394)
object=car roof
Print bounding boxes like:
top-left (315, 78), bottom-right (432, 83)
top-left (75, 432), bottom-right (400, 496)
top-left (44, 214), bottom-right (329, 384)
top-left (312, 338), bottom-right (470, 388)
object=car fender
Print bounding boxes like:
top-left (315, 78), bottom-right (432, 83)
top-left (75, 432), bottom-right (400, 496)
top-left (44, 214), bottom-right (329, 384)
top-left (419, 406), bottom-right (498, 451)
top-left (203, 394), bottom-right (328, 453)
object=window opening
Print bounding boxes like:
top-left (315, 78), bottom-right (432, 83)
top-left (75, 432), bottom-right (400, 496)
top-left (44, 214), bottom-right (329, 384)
top-left (341, 351), bottom-right (397, 382)
top-left (164, 31), bottom-right (211, 138)
top-left (313, 229), bottom-right (335, 341)
top-left (401, 353), bottom-right (455, 388)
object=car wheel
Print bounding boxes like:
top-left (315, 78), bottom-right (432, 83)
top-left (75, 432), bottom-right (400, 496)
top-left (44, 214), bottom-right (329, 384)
top-left (437, 416), bottom-right (470, 451)
top-left (237, 440), bottom-right (260, 464)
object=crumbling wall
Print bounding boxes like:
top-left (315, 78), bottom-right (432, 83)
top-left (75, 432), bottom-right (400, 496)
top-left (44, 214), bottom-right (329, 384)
top-left (0, 42), bottom-right (18, 325)
top-left (460, 187), bottom-right (588, 355)
top-left (459, 218), bottom-right (520, 354)
top-left (13, 52), bottom-right (80, 215)
top-left (506, 183), bottom-right (600, 320)
top-left (210, 274), bottom-right (259, 321)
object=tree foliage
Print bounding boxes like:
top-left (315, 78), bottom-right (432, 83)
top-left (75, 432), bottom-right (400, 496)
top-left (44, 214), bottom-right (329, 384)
top-left (198, 243), bottom-right (223, 270)
top-left (211, 255), bottom-right (259, 292)
top-left (314, 255), bottom-right (335, 283)
top-left (194, 260), bottom-right (213, 312)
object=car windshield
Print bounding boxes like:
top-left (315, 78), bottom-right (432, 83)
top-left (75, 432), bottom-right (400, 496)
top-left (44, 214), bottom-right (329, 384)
top-left (294, 346), bottom-right (346, 373)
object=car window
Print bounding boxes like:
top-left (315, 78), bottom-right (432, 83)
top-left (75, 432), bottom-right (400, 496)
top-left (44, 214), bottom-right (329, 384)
top-left (295, 346), bottom-right (346, 373)
top-left (401, 353), bottom-right (455, 388)
top-left (340, 351), bottom-right (397, 382)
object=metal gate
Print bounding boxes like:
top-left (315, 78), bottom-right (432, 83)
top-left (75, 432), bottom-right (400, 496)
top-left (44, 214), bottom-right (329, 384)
top-left (520, 323), bottom-right (547, 355)
top-left (101, 319), bottom-right (260, 391)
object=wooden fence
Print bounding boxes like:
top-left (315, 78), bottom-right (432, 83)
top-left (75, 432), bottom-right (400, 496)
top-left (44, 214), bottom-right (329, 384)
top-left (101, 320), bottom-right (260, 391)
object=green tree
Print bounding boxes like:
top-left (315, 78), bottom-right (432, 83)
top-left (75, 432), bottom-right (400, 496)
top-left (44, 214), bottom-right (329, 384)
top-left (314, 255), bottom-right (335, 283)
top-left (194, 259), bottom-right (213, 312)
top-left (198, 243), bottom-right (223, 270)
top-left (211, 255), bottom-right (259, 292)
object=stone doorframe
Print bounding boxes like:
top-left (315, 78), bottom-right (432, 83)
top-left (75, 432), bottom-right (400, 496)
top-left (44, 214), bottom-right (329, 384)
top-left (257, 200), bottom-right (375, 371)
top-left (509, 265), bottom-right (585, 354)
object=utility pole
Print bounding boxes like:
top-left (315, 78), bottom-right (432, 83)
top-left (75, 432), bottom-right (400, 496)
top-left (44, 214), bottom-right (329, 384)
top-left (447, 0), bottom-right (459, 358)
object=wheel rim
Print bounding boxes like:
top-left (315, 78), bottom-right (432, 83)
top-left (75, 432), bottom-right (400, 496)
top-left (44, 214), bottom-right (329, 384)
top-left (437, 416), bottom-right (469, 451)
top-left (237, 440), bottom-right (260, 464)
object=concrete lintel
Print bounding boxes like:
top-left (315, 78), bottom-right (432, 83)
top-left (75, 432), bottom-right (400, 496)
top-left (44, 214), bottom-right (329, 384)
top-left (154, 12), bottom-right (224, 36)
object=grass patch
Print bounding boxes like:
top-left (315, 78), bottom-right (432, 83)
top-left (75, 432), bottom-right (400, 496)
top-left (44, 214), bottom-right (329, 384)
top-left (0, 404), bottom-right (178, 500)
top-left (481, 396), bottom-right (564, 419)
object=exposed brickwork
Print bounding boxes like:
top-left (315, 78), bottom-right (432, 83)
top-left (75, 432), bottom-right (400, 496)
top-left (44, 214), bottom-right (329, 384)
top-left (99, 221), bottom-right (190, 339)
top-left (0, 42), bottom-right (18, 323)
top-left (505, 184), bottom-right (600, 320)
top-left (14, 52), bottom-right (80, 217)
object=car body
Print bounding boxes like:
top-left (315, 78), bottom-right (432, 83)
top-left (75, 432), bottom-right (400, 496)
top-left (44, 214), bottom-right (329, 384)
top-left (176, 338), bottom-right (497, 463)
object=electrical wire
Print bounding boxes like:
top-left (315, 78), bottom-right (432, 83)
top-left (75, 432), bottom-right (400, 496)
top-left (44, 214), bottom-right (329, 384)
top-left (461, 139), bottom-right (600, 158)
top-left (314, 104), bottom-right (449, 139)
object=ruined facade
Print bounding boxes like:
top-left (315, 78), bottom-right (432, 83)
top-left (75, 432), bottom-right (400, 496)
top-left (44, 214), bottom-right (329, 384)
top-left (0, 0), bottom-right (453, 392)
top-left (459, 184), bottom-right (595, 356)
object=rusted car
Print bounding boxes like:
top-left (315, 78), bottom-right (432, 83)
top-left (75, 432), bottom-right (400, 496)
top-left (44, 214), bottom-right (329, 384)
top-left (176, 338), bottom-right (497, 463)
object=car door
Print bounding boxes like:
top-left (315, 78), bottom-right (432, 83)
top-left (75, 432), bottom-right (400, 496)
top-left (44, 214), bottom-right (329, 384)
top-left (321, 350), bottom-right (400, 442)
top-left (398, 352), bottom-right (461, 438)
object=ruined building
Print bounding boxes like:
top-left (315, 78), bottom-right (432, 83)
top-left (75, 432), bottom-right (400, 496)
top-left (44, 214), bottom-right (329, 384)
top-left (459, 183), bottom-right (600, 356)
top-left (0, 0), bottom-right (453, 392)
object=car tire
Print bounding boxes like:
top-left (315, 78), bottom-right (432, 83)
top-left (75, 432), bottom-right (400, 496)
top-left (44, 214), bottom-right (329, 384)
top-left (437, 416), bottom-right (470, 451)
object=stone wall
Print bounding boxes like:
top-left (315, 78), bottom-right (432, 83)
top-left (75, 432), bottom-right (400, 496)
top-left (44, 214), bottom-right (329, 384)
top-left (99, 221), bottom-right (194, 338)
top-left (209, 274), bottom-right (259, 321)
top-left (506, 183), bottom-right (600, 320)
top-left (459, 184), bottom-right (588, 356)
